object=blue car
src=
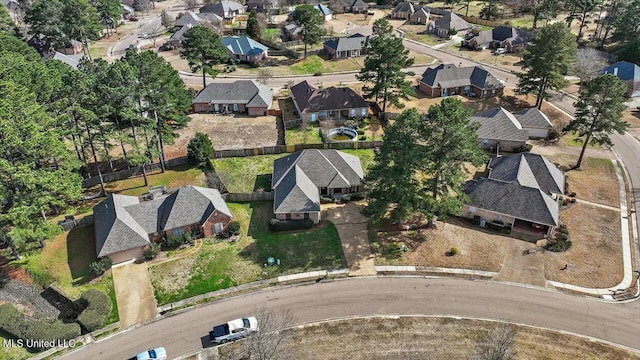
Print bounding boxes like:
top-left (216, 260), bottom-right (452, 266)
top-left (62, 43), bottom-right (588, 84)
top-left (136, 347), bottom-right (167, 360)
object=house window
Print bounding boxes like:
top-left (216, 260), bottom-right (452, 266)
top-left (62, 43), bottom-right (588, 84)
top-left (350, 108), bottom-right (356, 117)
top-left (320, 187), bottom-right (328, 195)
top-left (173, 228), bottom-right (184, 236)
top-left (285, 213), bottom-right (291, 220)
top-left (214, 223), bottom-right (223, 233)
top-left (361, 108), bottom-right (367, 116)
top-left (233, 103), bottom-right (239, 112)
top-left (334, 188), bottom-right (343, 194)
top-left (304, 213), bottom-right (310, 219)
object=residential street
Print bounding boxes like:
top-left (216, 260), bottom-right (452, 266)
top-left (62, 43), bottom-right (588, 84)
top-left (59, 277), bottom-right (640, 360)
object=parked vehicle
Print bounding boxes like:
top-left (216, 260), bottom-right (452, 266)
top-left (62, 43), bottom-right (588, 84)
top-left (159, 43), bottom-right (175, 51)
top-left (209, 317), bottom-right (258, 344)
top-left (136, 347), bottom-right (167, 360)
top-left (129, 16), bottom-right (139, 21)
top-left (494, 48), bottom-right (507, 55)
top-left (126, 44), bottom-right (137, 52)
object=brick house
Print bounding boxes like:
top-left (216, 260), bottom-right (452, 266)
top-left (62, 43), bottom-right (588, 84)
top-left (334, 0), bottom-right (369, 13)
top-left (323, 34), bottom-right (368, 59)
top-left (192, 80), bottom-right (273, 116)
top-left (272, 149), bottom-right (364, 223)
top-left (470, 107), bottom-right (530, 152)
top-left (462, 153), bottom-right (564, 241)
top-left (391, 2), bottom-right (421, 19)
top-left (93, 186), bottom-right (232, 264)
top-left (222, 36), bottom-right (269, 64)
top-left (462, 26), bottom-right (533, 52)
top-left (418, 63), bottom-right (504, 98)
top-left (409, 7), bottom-right (430, 24)
top-left (200, 0), bottom-right (245, 24)
top-left (290, 81), bottom-right (369, 122)
top-left (427, 11), bottom-right (471, 37)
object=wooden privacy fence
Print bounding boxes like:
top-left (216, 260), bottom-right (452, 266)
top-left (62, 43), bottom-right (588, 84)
top-left (81, 156), bottom-right (191, 188)
top-left (58, 215), bottom-right (95, 231)
top-left (224, 192), bottom-right (274, 202)
top-left (460, 15), bottom-right (503, 28)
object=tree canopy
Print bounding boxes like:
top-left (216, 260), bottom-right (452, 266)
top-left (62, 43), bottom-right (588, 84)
top-left (180, 25), bottom-right (228, 88)
top-left (292, 4), bottom-right (324, 58)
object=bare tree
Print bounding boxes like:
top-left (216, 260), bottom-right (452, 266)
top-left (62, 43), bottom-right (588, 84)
top-left (160, 10), bottom-right (175, 28)
top-left (574, 48), bottom-right (607, 88)
top-left (300, 118), bottom-right (310, 144)
top-left (370, 121), bottom-right (381, 141)
top-left (471, 325), bottom-right (517, 360)
top-left (227, 307), bottom-right (295, 360)
top-left (257, 68), bottom-right (273, 85)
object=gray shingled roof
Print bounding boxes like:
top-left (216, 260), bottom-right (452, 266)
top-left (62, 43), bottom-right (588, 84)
top-left (470, 107), bottom-right (529, 142)
top-left (420, 64), bottom-right (503, 90)
top-left (393, 2), bottom-right (420, 14)
top-left (45, 51), bottom-right (80, 69)
top-left (487, 153), bottom-right (565, 195)
top-left (272, 150), bottom-right (364, 213)
top-left (323, 35), bottom-right (367, 52)
top-left (199, 1), bottom-right (244, 17)
top-left (193, 80), bottom-right (272, 108)
top-left (290, 81), bottom-right (368, 114)
top-left (513, 108), bottom-right (553, 129)
top-left (410, 7), bottom-right (430, 21)
top-left (93, 186), bottom-right (232, 257)
top-left (170, 23), bottom-right (193, 42)
top-left (434, 11), bottom-right (471, 31)
top-left (175, 11), bottom-right (222, 27)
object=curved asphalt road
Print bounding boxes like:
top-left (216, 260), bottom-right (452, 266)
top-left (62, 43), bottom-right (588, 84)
top-left (60, 277), bottom-right (640, 360)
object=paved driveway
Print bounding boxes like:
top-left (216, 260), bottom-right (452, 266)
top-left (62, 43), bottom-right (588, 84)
top-left (111, 262), bottom-right (157, 328)
top-left (492, 241), bottom-right (549, 288)
top-left (322, 203), bottom-right (376, 276)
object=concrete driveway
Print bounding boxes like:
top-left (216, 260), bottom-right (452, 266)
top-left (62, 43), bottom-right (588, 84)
top-left (492, 241), bottom-right (550, 288)
top-left (322, 203), bottom-right (376, 276)
top-left (111, 262), bottom-right (157, 328)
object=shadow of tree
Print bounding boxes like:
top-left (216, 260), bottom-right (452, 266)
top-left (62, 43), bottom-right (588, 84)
top-left (66, 226), bottom-right (98, 285)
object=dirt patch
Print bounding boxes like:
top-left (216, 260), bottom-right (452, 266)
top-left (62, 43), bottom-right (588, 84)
top-left (545, 203), bottom-right (622, 288)
top-left (0, 256), bottom-right (33, 284)
top-left (277, 317), bottom-right (640, 360)
top-left (164, 114), bottom-right (278, 158)
top-left (149, 251), bottom-right (198, 295)
top-left (372, 217), bottom-right (508, 272)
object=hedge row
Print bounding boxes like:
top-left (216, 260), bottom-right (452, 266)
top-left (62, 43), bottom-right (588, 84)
top-left (76, 290), bottom-right (112, 332)
top-left (268, 219), bottom-right (314, 232)
top-left (0, 304), bottom-right (81, 350)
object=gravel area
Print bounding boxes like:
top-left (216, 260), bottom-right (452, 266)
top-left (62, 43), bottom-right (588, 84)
top-left (0, 280), bottom-right (60, 319)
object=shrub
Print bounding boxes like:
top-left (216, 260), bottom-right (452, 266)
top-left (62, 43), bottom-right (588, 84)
top-left (558, 233), bottom-right (569, 241)
top-left (341, 194), bottom-right (351, 202)
top-left (184, 231), bottom-right (194, 246)
top-left (0, 304), bottom-right (81, 350)
top-left (313, 71), bottom-right (322, 76)
top-left (320, 196), bottom-right (333, 204)
top-left (303, 219), bottom-right (314, 229)
top-left (559, 227), bottom-right (569, 235)
top-left (161, 233), bottom-right (188, 249)
top-left (268, 219), bottom-right (311, 232)
top-left (546, 239), bottom-right (572, 252)
top-left (229, 221), bottom-right (241, 235)
top-left (187, 132), bottom-right (214, 165)
top-left (357, 129), bottom-right (365, 135)
top-left (358, 135), bottom-right (367, 141)
top-left (447, 247), bottom-right (459, 256)
top-left (350, 192), bottom-right (365, 201)
top-left (90, 256), bottom-right (112, 276)
top-left (143, 243), bottom-right (161, 260)
top-left (76, 290), bottom-right (112, 332)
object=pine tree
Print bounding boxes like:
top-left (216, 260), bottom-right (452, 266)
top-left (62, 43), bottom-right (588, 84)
top-left (292, 4), bottom-right (324, 59)
top-left (179, 25), bottom-right (228, 88)
top-left (247, 9), bottom-right (260, 39)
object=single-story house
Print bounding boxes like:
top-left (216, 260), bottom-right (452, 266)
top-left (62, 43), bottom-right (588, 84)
top-left (168, 23), bottom-right (193, 46)
top-left (290, 80), bottom-right (369, 122)
top-left (200, 1), bottom-right (245, 24)
top-left (418, 63), bottom-right (504, 98)
top-left (44, 51), bottom-right (80, 69)
top-left (315, 4), bottom-right (333, 21)
top-left (462, 153), bottom-right (564, 240)
top-left (391, 2), bottom-right (421, 20)
top-left (462, 26), bottom-right (533, 52)
top-left (512, 107), bottom-right (554, 139)
top-left (323, 34), bottom-right (368, 59)
top-left (174, 11), bottom-right (223, 28)
top-left (246, 0), bottom-right (280, 12)
top-left (470, 107), bottom-right (530, 152)
top-left (427, 11), bottom-right (471, 37)
top-left (602, 61), bottom-right (640, 98)
top-left (56, 40), bottom-right (83, 55)
top-left (192, 80), bottom-right (273, 115)
top-left (272, 149), bottom-right (364, 223)
top-left (284, 22), bottom-right (303, 41)
top-left (93, 186), bottom-right (232, 264)
top-left (222, 36), bottom-right (268, 64)
top-left (121, 3), bottom-right (134, 19)
top-left (334, 0), bottom-right (369, 13)
top-left (410, 7), bottom-right (431, 25)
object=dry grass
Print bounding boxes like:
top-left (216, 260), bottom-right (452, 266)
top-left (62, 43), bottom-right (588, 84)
top-left (545, 203), bottom-right (623, 288)
top-left (280, 317), bottom-right (640, 360)
top-left (372, 218), bottom-right (508, 272)
top-left (443, 44), bottom-right (525, 74)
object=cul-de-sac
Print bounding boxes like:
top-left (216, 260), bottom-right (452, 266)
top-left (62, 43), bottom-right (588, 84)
top-left (0, 0), bottom-right (639, 359)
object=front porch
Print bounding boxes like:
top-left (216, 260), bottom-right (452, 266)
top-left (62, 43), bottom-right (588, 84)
top-left (510, 218), bottom-right (552, 242)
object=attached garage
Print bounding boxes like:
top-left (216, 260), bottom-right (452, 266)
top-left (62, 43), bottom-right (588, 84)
top-left (107, 246), bottom-right (145, 264)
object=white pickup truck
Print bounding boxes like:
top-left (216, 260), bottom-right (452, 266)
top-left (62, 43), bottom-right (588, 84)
top-left (209, 317), bottom-right (258, 344)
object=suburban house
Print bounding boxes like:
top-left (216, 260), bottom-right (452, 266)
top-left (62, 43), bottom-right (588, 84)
top-left (418, 64), bottom-right (504, 98)
top-left (168, 23), bottom-right (194, 46)
top-left (463, 26), bottom-right (533, 52)
top-left (334, 0), bottom-right (369, 13)
top-left (192, 80), bottom-right (272, 115)
top-left (462, 153), bottom-right (564, 240)
top-left (199, 0), bottom-right (245, 24)
top-left (427, 11), bottom-right (471, 37)
top-left (272, 149), bottom-right (364, 223)
top-left (391, 2), bottom-right (421, 19)
top-left (56, 40), bottom-right (83, 55)
top-left (44, 51), bottom-right (80, 69)
top-left (323, 34), bottom-right (368, 59)
top-left (315, 4), bottom-right (333, 20)
top-left (602, 61), bottom-right (640, 98)
top-left (284, 23), bottom-right (303, 40)
top-left (174, 11), bottom-right (223, 28)
top-left (222, 36), bottom-right (269, 64)
top-left (93, 186), bottom-right (232, 264)
top-left (410, 7), bottom-right (431, 25)
top-left (246, 0), bottom-right (280, 12)
top-left (470, 107), bottom-right (554, 151)
top-left (290, 81), bottom-right (369, 122)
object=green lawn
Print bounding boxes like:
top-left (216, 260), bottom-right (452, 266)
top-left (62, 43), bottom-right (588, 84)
top-left (94, 164), bottom-right (207, 196)
top-left (285, 126), bottom-right (323, 145)
top-left (342, 149), bottom-right (376, 173)
top-left (14, 225), bottom-right (119, 324)
top-left (149, 202), bottom-right (344, 305)
top-left (213, 155), bottom-right (282, 193)
top-left (0, 335), bottom-right (32, 360)
top-left (564, 132), bottom-right (601, 149)
top-left (289, 55), bottom-right (365, 75)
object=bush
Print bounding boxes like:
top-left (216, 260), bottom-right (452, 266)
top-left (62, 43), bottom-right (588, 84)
top-left (268, 219), bottom-right (313, 232)
top-left (358, 135), bottom-right (367, 141)
top-left (184, 231), bottom-right (194, 245)
top-left (341, 194), bottom-right (351, 202)
top-left (229, 221), bottom-right (241, 235)
top-left (558, 232), bottom-right (569, 241)
top-left (0, 304), bottom-right (81, 349)
top-left (559, 227), bottom-right (569, 235)
top-left (357, 129), bottom-right (365, 135)
top-left (90, 256), bottom-right (112, 276)
top-left (546, 239), bottom-right (572, 252)
top-left (350, 192), bottom-right (365, 201)
top-left (143, 243), bottom-right (161, 260)
top-left (313, 71), bottom-right (322, 76)
top-left (320, 196), bottom-right (333, 203)
top-left (187, 132), bottom-right (214, 165)
top-left (447, 247), bottom-right (459, 256)
top-left (76, 290), bottom-right (112, 332)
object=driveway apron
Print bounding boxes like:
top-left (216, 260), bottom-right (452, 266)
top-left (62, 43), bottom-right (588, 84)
top-left (322, 203), bottom-right (376, 276)
top-left (492, 241), bottom-right (550, 288)
top-left (111, 262), bottom-right (157, 328)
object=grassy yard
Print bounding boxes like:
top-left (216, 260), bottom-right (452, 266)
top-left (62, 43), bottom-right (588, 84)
top-left (290, 55), bottom-right (367, 75)
top-left (13, 226), bottom-right (119, 324)
top-left (285, 126), bottom-right (323, 145)
top-left (92, 164), bottom-right (207, 196)
top-left (563, 132), bottom-right (602, 149)
top-left (149, 202), bottom-right (344, 305)
top-left (213, 154), bottom-right (282, 193)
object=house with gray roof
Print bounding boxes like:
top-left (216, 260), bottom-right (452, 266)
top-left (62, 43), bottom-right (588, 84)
top-left (284, 22), bottom-right (303, 40)
top-left (272, 149), bottom-right (364, 223)
top-left (169, 23), bottom-right (194, 46)
top-left (602, 61), bottom-right (640, 98)
top-left (290, 81), bottom-right (369, 122)
top-left (391, 2), bottom-right (421, 19)
top-left (462, 153), bottom-right (564, 240)
top-left (192, 80), bottom-right (273, 116)
top-left (418, 63), bottom-right (504, 98)
top-left (174, 11), bottom-right (222, 28)
top-left (44, 51), bottom-right (81, 69)
top-left (199, 0), bottom-right (245, 24)
top-left (410, 7), bottom-right (431, 24)
top-left (222, 36), bottom-right (269, 64)
top-left (470, 107), bottom-right (530, 152)
top-left (512, 107), bottom-right (554, 139)
top-left (93, 186), bottom-right (232, 263)
top-left (334, 0), bottom-right (369, 13)
top-left (427, 11), bottom-right (471, 37)
top-left (463, 25), bottom-right (533, 52)
top-left (323, 34), bottom-right (368, 59)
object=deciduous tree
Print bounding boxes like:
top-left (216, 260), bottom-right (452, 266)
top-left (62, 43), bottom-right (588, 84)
top-left (564, 74), bottom-right (628, 169)
top-left (471, 326), bottom-right (517, 360)
top-left (180, 25), bottom-right (228, 88)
